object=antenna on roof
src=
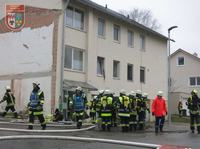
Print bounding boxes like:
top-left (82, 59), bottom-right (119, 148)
top-left (127, 15), bottom-right (130, 19)
top-left (105, 4), bottom-right (107, 9)
top-left (193, 52), bottom-right (198, 57)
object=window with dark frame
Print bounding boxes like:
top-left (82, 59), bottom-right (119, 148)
top-left (127, 64), bottom-right (133, 81)
top-left (177, 57), bottom-right (184, 66)
top-left (113, 60), bottom-right (120, 78)
top-left (97, 57), bottom-right (105, 76)
top-left (140, 34), bottom-right (145, 50)
top-left (140, 67), bottom-right (145, 83)
top-left (128, 30), bottom-right (133, 47)
top-left (189, 77), bottom-right (200, 86)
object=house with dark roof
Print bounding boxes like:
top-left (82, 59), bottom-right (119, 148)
top-left (170, 49), bottom-right (200, 115)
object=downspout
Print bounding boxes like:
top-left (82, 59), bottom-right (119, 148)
top-left (60, 0), bottom-right (70, 120)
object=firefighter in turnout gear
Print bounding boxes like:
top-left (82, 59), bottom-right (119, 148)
top-left (129, 91), bottom-right (138, 131)
top-left (96, 90), bottom-right (104, 119)
top-left (73, 86), bottom-right (87, 129)
top-left (0, 86), bottom-right (18, 118)
top-left (89, 96), bottom-right (97, 124)
top-left (100, 89), bottom-right (113, 131)
top-left (186, 89), bottom-right (200, 134)
top-left (118, 89), bottom-right (131, 132)
top-left (112, 93), bottom-right (118, 127)
top-left (28, 82), bottom-right (46, 130)
top-left (136, 90), bottom-right (146, 130)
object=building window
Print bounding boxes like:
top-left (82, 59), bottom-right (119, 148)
top-left (98, 18), bottom-right (105, 37)
top-left (177, 57), bottom-right (184, 66)
top-left (128, 30), bottom-right (134, 47)
top-left (140, 67), bottom-right (145, 83)
top-left (97, 57), bottom-right (105, 76)
top-left (127, 64), bottom-right (133, 81)
top-left (189, 77), bottom-right (200, 86)
top-left (140, 34), bottom-right (145, 50)
top-left (64, 46), bottom-right (84, 71)
top-left (66, 6), bottom-right (84, 30)
top-left (113, 60), bottom-right (120, 78)
top-left (113, 24), bottom-right (120, 41)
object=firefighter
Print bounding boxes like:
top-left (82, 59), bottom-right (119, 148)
top-left (112, 92), bottom-right (118, 127)
top-left (95, 90), bottom-right (104, 119)
top-left (100, 89), bottom-right (113, 131)
top-left (136, 90), bottom-right (146, 130)
top-left (0, 86), bottom-right (18, 118)
top-left (28, 82), bottom-right (46, 130)
top-left (151, 91), bottom-right (167, 134)
top-left (118, 89), bottom-right (130, 132)
top-left (73, 86), bottom-right (87, 129)
top-left (186, 89), bottom-right (200, 134)
top-left (89, 96), bottom-right (97, 124)
top-left (142, 93), bottom-right (150, 120)
top-left (178, 100), bottom-right (183, 117)
top-left (129, 91), bottom-right (137, 131)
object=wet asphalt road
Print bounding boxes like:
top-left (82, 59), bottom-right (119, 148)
top-left (0, 123), bottom-right (199, 149)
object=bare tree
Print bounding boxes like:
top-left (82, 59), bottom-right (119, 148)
top-left (119, 8), bottom-right (161, 31)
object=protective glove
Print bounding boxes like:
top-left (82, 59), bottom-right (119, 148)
top-left (152, 112), bottom-right (154, 116)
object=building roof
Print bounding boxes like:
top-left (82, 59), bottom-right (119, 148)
top-left (76, 0), bottom-right (168, 40)
top-left (170, 49), bottom-right (200, 63)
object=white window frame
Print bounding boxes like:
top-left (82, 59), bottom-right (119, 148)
top-left (128, 30), bottom-right (134, 48)
top-left (64, 46), bottom-right (84, 72)
top-left (140, 34), bottom-right (146, 51)
top-left (189, 76), bottom-right (200, 87)
top-left (127, 64), bottom-right (133, 81)
top-left (140, 66), bottom-right (146, 83)
top-left (113, 24), bottom-right (120, 42)
top-left (65, 6), bottom-right (84, 30)
top-left (98, 17), bottom-right (105, 37)
top-left (97, 56), bottom-right (105, 77)
top-left (177, 56), bottom-right (185, 66)
top-left (113, 60), bottom-right (120, 79)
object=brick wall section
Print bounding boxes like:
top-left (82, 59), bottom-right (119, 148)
top-left (0, 6), bottom-right (61, 33)
top-left (0, 6), bottom-right (62, 112)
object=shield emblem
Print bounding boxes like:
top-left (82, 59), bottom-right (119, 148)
top-left (5, 5), bottom-right (25, 31)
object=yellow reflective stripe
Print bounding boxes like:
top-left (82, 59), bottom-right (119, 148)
top-left (190, 110), bottom-right (199, 114)
top-left (101, 113), bottom-right (112, 117)
top-left (34, 112), bottom-right (43, 115)
top-left (90, 110), bottom-right (96, 112)
top-left (130, 112), bottom-right (137, 115)
top-left (139, 121), bottom-right (144, 124)
top-left (40, 100), bottom-right (44, 104)
top-left (118, 113), bottom-right (130, 117)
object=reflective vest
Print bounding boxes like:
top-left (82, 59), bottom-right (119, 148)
top-left (73, 95), bottom-right (85, 111)
top-left (118, 95), bottom-right (130, 117)
top-left (30, 90), bottom-right (43, 109)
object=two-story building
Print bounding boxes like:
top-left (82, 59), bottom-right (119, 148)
top-left (170, 49), bottom-right (200, 115)
top-left (0, 0), bottom-right (168, 117)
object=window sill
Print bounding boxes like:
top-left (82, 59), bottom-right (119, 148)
top-left (64, 68), bottom-right (85, 74)
top-left (97, 35), bottom-right (106, 39)
top-left (177, 65), bottom-right (185, 67)
top-left (113, 40), bottom-right (121, 44)
top-left (65, 25), bottom-right (86, 33)
top-left (128, 45), bottom-right (134, 48)
top-left (113, 77), bottom-right (120, 80)
top-left (127, 80), bottom-right (133, 82)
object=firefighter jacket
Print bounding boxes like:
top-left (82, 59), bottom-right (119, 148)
top-left (100, 96), bottom-right (113, 117)
top-left (73, 93), bottom-right (87, 112)
top-left (118, 95), bottom-right (130, 117)
top-left (29, 89), bottom-right (44, 112)
top-left (129, 95), bottom-right (137, 115)
top-left (151, 96), bottom-right (167, 117)
top-left (136, 97), bottom-right (147, 113)
top-left (187, 95), bottom-right (200, 115)
top-left (0, 91), bottom-right (15, 107)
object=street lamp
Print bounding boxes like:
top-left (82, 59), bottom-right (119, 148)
top-left (168, 26), bottom-right (178, 125)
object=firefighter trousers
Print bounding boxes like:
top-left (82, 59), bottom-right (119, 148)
top-left (190, 114), bottom-right (200, 133)
top-left (28, 111), bottom-right (46, 130)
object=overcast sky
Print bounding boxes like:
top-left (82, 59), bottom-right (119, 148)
top-left (92, 0), bottom-right (200, 56)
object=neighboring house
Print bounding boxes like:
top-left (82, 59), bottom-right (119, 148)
top-left (0, 0), bottom-right (168, 119)
top-left (170, 49), bottom-right (200, 115)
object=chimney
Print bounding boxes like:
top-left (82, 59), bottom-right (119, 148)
top-left (193, 52), bottom-right (198, 57)
top-left (105, 4), bottom-right (107, 9)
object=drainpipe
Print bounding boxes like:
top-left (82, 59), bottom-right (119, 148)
top-left (60, 0), bottom-right (70, 120)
